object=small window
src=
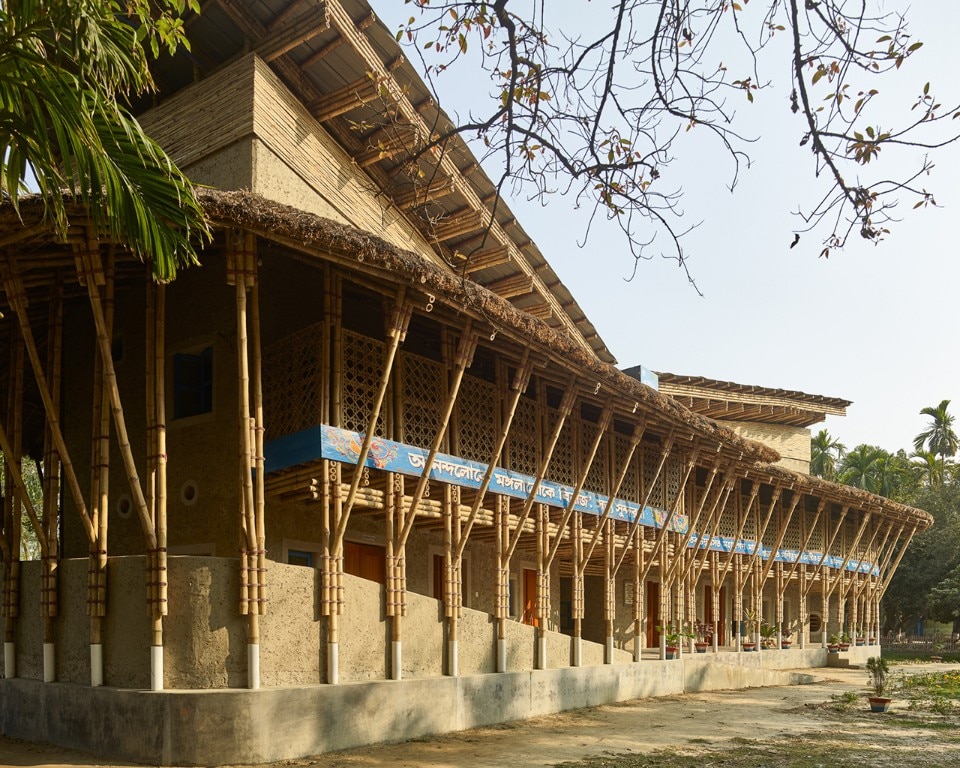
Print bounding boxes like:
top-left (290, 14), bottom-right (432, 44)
top-left (288, 550), bottom-right (315, 568)
top-left (174, 346), bottom-right (213, 419)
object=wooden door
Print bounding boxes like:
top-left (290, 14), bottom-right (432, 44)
top-left (646, 581), bottom-right (660, 647)
top-left (344, 541), bottom-right (386, 584)
top-left (522, 568), bottom-right (538, 627)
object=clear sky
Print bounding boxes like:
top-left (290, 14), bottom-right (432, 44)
top-left (373, 1), bottom-right (960, 456)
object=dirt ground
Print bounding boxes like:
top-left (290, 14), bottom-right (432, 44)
top-left (2, 663), bottom-right (958, 768)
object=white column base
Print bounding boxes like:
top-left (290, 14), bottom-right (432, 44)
top-left (537, 636), bottom-right (547, 670)
top-left (497, 638), bottom-right (507, 672)
top-left (447, 639), bottom-right (458, 677)
top-left (3, 642), bottom-right (14, 679)
top-left (43, 643), bottom-right (55, 683)
top-left (633, 638), bottom-right (641, 662)
top-left (391, 640), bottom-right (402, 680)
top-left (151, 646), bottom-right (164, 691)
top-left (605, 636), bottom-right (614, 664)
top-left (327, 642), bottom-right (339, 685)
top-left (573, 637), bottom-right (582, 667)
top-left (247, 644), bottom-right (260, 690)
top-left (90, 644), bottom-right (103, 687)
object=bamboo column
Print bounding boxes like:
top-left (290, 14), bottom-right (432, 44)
top-left (145, 280), bottom-right (169, 691)
top-left (571, 509), bottom-right (584, 666)
top-left (86, 253), bottom-right (114, 687)
top-left (228, 232), bottom-right (265, 689)
top-left (495, 495), bottom-right (509, 672)
top-left (535, 503), bottom-right (550, 669)
top-left (798, 564), bottom-right (807, 648)
top-left (633, 526), bottom-right (644, 661)
top-left (443, 484), bottom-right (463, 676)
top-left (389, 325), bottom-right (476, 679)
top-left (41, 278), bottom-right (63, 681)
top-left (2, 335), bottom-right (24, 678)
top-left (603, 518), bottom-right (615, 663)
top-left (710, 553), bottom-right (720, 650)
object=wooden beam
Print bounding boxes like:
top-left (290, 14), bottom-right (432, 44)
top-left (310, 75), bottom-right (380, 122)
top-left (463, 244), bottom-right (512, 273)
top-left (431, 209), bottom-right (485, 242)
top-left (486, 274), bottom-right (534, 300)
top-left (256, 5), bottom-right (330, 62)
top-left (393, 178), bottom-right (455, 210)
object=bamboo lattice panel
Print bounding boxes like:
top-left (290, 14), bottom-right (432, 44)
top-left (456, 374), bottom-right (498, 462)
top-left (583, 421), bottom-right (608, 494)
top-left (718, 499), bottom-right (738, 537)
top-left (341, 330), bottom-right (387, 437)
top-left (546, 413), bottom-right (575, 487)
top-left (741, 495), bottom-right (757, 540)
top-left (664, 455), bottom-right (682, 510)
top-left (508, 395), bottom-right (539, 476)
top-left (614, 433), bottom-right (639, 503)
top-left (783, 513), bottom-right (803, 551)
top-left (642, 442), bottom-right (664, 508)
top-left (262, 322), bottom-right (324, 438)
top-left (808, 520), bottom-right (825, 552)
top-left (400, 352), bottom-right (444, 450)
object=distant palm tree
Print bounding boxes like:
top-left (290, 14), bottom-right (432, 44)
top-left (839, 444), bottom-right (885, 493)
top-left (911, 449), bottom-right (942, 488)
top-left (810, 429), bottom-right (845, 480)
top-left (913, 400), bottom-right (959, 487)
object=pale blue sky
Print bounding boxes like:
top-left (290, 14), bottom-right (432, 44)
top-left (374, 1), bottom-right (960, 455)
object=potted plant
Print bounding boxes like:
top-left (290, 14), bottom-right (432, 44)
top-left (855, 629), bottom-right (866, 647)
top-left (780, 622), bottom-right (795, 650)
top-left (657, 624), bottom-right (693, 660)
top-left (839, 631), bottom-right (851, 652)
top-left (693, 619), bottom-right (712, 653)
top-left (866, 656), bottom-right (892, 712)
top-left (742, 609), bottom-right (759, 651)
top-left (759, 621), bottom-right (778, 650)
top-left (827, 633), bottom-right (841, 653)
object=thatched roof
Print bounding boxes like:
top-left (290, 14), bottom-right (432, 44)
top-left (0, 190), bottom-right (933, 530)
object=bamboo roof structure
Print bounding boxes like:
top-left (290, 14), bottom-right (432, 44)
top-left (127, 0), bottom-right (617, 364)
top-left (645, 371), bottom-right (851, 428)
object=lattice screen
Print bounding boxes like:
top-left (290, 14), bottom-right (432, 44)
top-left (456, 374), bottom-right (498, 462)
top-left (664, 455), bottom-right (683, 510)
top-left (614, 433), bottom-right (639, 503)
top-left (583, 422), bottom-right (609, 494)
top-left (807, 519), bottom-right (825, 552)
top-left (508, 395), bottom-right (539, 476)
top-left (546, 413), bottom-right (576, 486)
top-left (717, 502), bottom-right (738, 537)
top-left (740, 494), bottom-right (757, 540)
top-left (262, 322), bottom-right (324, 438)
top-left (641, 442), bottom-right (664, 508)
top-left (783, 512), bottom-right (803, 550)
top-left (341, 329), bottom-right (387, 437)
top-left (400, 352), bottom-right (444, 449)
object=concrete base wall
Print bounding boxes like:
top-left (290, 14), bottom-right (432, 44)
top-left (0, 657), bottom-right (819, 766)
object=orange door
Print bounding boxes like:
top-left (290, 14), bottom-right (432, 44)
top-left (344, 541), bottom-right (386, 584)
top-left (522, 569), bottom-right (538, 626)
top-left (646, 581), bottom-right (660, 647)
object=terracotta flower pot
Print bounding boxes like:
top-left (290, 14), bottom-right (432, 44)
top-left (869, 697), bottom-right (892, 713)
top-left (694, 642), bottom-right (709, 654)
top-left (742, 642), bottom-right (756, 652)
top-left (827, 644), bottom-right (840, 653)
top-left (665, 646), bottom-right (679, 660)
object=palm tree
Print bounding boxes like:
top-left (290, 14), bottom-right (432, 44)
top-left (913, 400), bottom-right (959, 487)
top-left (839, 444), bottom-right (886, 493)
top-left (0, 0), bottom-right (208, 280)
top-left (911, 449), bottom-right (942, 488)
top-left (810, 429), bottom-right (846, 480)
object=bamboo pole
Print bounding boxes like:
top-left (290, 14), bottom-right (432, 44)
top-left (634, 442), bottom-right (701, 581)
top-left (333, 290), bottom-right (411, 550)
top-left (542, 406), bottom-right (615, 569)
top-left (250, 281), bottom-right (266, 618)
top-left (662, 457), bottom-right (723, 586)
top-left (397, 324), bottom-right (477, 548)
top-left (783, 500), bottom-right (826, 587)
top-left (823, 511), bottom-right (872, 601)
top-left (502, 375), bottom-right (578, 566)
top-left (2, 258), bottom-right (95, 543)
top-left (455, 352), bottom-right (533, 559)
top-left (41, 276), bottom-right (63, 664)
top-left (76, 244), bottom-right (158, 550)
top-left (879, 525), bottom-right (918, 598)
